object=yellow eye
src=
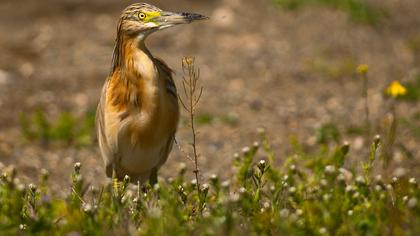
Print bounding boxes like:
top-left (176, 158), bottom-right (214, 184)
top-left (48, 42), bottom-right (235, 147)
top-left (138, 12), bottom-right (146, 20)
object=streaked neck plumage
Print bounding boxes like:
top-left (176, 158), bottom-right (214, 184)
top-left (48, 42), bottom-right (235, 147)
top-left (108, 27), bottom-right (160, 117)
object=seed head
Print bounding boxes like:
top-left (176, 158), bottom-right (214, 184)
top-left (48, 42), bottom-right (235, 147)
top-left (178, 162), bottom-right (187, 174)
top-left (182, 56), bottom-right (194, 67)
top-left (408, 197), bottom-right (417, 208)
top-left (373, 134), bottom-right (381, 147)
top-left (238, 187), bottom-right (247, 194)
top-left (325, 165), bottom-right (336, 175)
top-left (124, 175), bottom-right (131, 183)
top-left (241, 146), bottom-right (250, 155)
top-left (319, 227), bottom-right (328, 235)
top-left (279, 208), bottom-right (289, 218)
top-left (409, 177), bottom-right (417, 185)
top-left (28, 183), bottom-right (37, 193)
top-left (289, 164), bottom-right (296, 172)
top-left (202, 183), bottom-right (209, 192)
top-left (40, 169), bottom-right (49, 180)
top-left (257, 127), bottom-right (265, 135)
top-left (341, 141), bottom-right (350, 155)
top-left (392, 176), bottom-right (398, 184)
top-left (209, 174), bottom-right (219, 185)
top-left (289, 186), bottom-right (296, 193)
top-left (221, 180), bottom-right (230, 188)
top-left (83, 203), bottom-right (93, 213)
top-left (352, 192), bottom-right (360, 199)
top-left (190, 179), bottom-right (197, 187)
top-left (74, 162), bottom-right (81, 174)
top-left (257, 160), bottom-right (267, 172)
top-left (374, 175), bottom-right (383, 183)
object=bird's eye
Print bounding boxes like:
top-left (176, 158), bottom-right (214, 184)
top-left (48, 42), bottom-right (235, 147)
top-left (138, 12), bottom-right (146, 20)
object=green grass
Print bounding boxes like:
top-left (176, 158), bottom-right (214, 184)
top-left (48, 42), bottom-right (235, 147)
top-left (7, 60), bottom-right (420, 234)
top-left (1, 131), bottom-right (419, 235)
top-left (20, 110), bottom-right (96, 147)
top-left (306, 56), bottom-right (356, 80)
top-left (398, 76), bottom-right (420, 102)
top-left (272, 0), bottom-right (387, 25)
top-left (186, 113), bottom-right (239, 127)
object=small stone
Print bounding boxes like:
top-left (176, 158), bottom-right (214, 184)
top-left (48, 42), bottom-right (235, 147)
top-left (353, 137), bottom-right (364, 151)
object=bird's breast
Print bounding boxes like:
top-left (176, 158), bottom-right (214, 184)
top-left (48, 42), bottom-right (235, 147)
top-left (105, 69), bottom-right (179, 148)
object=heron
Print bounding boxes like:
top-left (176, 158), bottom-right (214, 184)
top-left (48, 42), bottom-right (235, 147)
top-left (95, 3), bottom-right (207, 184)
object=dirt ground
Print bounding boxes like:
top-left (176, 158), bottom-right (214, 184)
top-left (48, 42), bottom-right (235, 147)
top-left (0, 0), bottom-right (419, 190)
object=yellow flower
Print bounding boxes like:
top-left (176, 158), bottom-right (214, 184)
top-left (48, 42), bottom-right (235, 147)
top-left (386, 80), bottom-right (407, 98)
top-left (357, 64), bottom-right (369, 75)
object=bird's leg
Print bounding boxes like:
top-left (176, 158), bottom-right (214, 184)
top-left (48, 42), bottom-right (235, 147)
top-left (149, 167), bottom-right (158, 186)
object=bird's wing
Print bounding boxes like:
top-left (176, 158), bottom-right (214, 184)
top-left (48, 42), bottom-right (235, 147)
top-left (158, 133), bottom-right (176, 168)
top-left (154, 57), bottom-right (177, 97)
top-left (96, 80), bottom-right (115, 177)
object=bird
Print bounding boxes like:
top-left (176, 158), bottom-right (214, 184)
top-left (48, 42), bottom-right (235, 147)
top-left (95, 3), bottom-right (207, 184)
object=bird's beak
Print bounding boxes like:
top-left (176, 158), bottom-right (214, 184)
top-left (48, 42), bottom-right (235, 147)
top-left (155, 11), bottom-right (208, 30)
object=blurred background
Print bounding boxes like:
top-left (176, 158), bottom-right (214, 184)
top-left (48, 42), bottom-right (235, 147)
top-left (0, 0), bottom-right (419, 189)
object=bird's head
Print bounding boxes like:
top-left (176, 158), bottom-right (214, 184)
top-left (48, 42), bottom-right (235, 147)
top-left (118, 3), bottom-right (208, 38)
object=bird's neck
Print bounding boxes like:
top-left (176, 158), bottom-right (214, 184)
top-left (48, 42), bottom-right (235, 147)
top-left (109, 32), bottom-right (160, 115)
top-left (112, 33), bottom-right (155, 77)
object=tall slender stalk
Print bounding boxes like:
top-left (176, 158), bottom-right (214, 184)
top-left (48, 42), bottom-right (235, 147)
top-left (179, 57), bottom-right (203, 196)
top-left (357, 64), bottom-right (370, 136)
top-left (362, 73), bottom-right (370, 135)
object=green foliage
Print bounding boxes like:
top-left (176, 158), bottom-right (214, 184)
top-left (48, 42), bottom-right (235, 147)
top-left (316, 122), bottom-right (340, 144)
top-left (189, 113), bottom-right (239, 127)
top-left (400, 112), bottom-right (420, 140)
top-left (1, 134), bottom-right (419, 235)
top-left (307, 56), bottom-right (356, 80)
top-left (397, 76), bottom-right (420, 102)
top-left (196, 113), bottom-right (215, 125)
top-left (272, 0), bottom-right (386, 25)
top-left (20, 110), bottom-right (96, 147)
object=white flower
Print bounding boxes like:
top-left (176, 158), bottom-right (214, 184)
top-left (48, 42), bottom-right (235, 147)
top-left (408, 198), bottom-right (417, 208)
top-left (325, 165), bottom-right (336, 174)
top-left (279, 208), bottom-right (289, 218)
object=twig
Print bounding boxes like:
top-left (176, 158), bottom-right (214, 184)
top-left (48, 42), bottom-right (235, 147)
top-left (178, 57), bottom-right (203, 197)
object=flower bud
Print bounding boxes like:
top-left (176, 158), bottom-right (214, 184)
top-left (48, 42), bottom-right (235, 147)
top-left (74, 162), bottom-right (81, 174)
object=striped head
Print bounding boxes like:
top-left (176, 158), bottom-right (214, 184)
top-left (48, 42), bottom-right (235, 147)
top-left (118, 3), bottom-right (208, 37)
